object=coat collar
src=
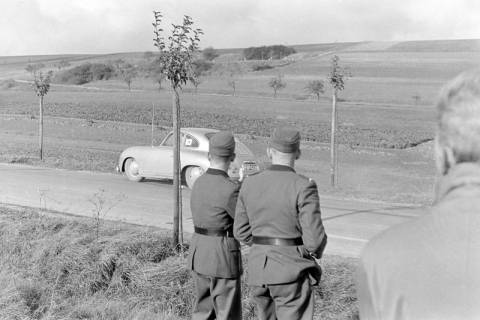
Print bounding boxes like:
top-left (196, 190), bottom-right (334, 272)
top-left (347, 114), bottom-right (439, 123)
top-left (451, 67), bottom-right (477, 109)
top-left (435, 162), bottom-right (480, 203)
top-left (267, 164), bottom-right (296, 173)
top-left (206, 168), bottom-right (229, 178)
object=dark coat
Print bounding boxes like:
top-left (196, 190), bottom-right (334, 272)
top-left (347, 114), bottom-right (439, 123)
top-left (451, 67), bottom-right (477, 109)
top-left (357, 162), bottom-right (480, 320)
top-left (187, 168), bottom-right (243, 279)
top-left (234, 165), bottom-right (327, 285)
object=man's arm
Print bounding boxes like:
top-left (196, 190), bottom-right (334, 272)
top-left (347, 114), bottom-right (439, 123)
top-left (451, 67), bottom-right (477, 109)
top-left (225, 182), bottom-right (241, 218)
top-left (233, 189), bottom-right (252, 246)
top-left (298, 179), bottom-right (327, 258)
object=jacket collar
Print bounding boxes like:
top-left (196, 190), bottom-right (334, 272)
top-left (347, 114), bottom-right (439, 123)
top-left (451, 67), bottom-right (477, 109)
top-left (267, 164), bottom-right (296, 173)
top-left (435, 162), bottom-right (480, 203)
top-left (206, 168), bottom-right (229, 178)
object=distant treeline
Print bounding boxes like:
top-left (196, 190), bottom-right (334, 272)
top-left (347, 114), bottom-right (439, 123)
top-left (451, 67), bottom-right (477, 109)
top-left (55, 63), bottom-right (115, 85)
top-left (243, 45), bottom-right (296, 60)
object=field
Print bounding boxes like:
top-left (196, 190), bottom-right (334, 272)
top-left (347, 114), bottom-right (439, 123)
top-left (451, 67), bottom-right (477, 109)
top-left (1, 39), bottom-right (475, 205)
top-left (0, 39), bottom-right (478, 318)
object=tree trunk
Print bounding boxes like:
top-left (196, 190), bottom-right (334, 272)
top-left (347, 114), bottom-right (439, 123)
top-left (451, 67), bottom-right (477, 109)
top-left (39, 95), bottom-right (44, 160)
top-left (151, 103), bottom-right (155, 146)
top-left (172, 87), bottom-right (182, 247)
top-left (330, 91), bottom-right (337, 187)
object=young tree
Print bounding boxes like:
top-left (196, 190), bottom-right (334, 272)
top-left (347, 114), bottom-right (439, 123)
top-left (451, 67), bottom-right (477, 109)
top-left (328, 55), bottom-right (350, 187)
top-left (268, 74), bottom-right (286, 98)
top-left (25, 63), bottom-right (45, 76)
top-left (153, 11), bottom-right (202, 247)
top-left (191, 59), bottom-right (212, 94)
top-left (226, 62), bottom-right (242, 96)
top-left (412, 93), bottom-right (421, 106)
top-left (55, 59), bottom-right (71, 70)
top-left (116, 62), bottom-right (137, 90)
top-left (305, 80), bottom-right (325, 100)
top-left (202, 46), bottom-right (219, 61)
top-left (31, 71), bottom-right (53, 160)
top-left (191, 76), bottom-right (201, 94)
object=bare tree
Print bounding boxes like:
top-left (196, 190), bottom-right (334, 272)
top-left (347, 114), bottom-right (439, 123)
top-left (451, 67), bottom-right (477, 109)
top-left (328, 55), bottom-right (350, 187)
top-left (268, 74), bottom-right (286, 98)
top-left (31, 70), bottom-right (53, 160)
top-left (305, 80), bottom-right (325, 100)
top-left (153, 11), bottom-right (202, 247)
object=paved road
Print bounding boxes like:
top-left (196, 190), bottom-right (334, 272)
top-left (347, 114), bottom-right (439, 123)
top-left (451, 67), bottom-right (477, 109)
top-left (0, 163), bottom-right (425, 257)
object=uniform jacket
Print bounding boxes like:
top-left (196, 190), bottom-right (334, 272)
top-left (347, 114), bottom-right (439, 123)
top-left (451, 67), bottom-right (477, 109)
top-left (187, 168), bottom-right (243, 279)
top-left (357, 162), bottom-right (480, 320)
top-left (234, 165), bottom-right (327, 285)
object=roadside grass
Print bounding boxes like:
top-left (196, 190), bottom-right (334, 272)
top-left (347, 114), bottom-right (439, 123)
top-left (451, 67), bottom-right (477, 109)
top-left (0, 206), bottom-right (359, 319)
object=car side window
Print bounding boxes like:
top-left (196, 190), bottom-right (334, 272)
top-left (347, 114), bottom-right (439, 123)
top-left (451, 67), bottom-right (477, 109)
top-left (162, 133), bottom-right (173, 146)
top-left (184, 134), bottom-right (199, 148)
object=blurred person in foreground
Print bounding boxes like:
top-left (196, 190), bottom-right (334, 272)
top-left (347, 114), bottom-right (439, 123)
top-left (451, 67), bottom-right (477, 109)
top-left (234, 127), bottom-right (327, 320)
top-left (357, 69), bottom-right (480, 320)
top-left (187, 131), bottom-right (243, 320)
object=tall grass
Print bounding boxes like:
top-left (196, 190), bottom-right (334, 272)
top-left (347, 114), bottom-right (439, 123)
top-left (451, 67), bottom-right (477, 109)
top-left (0, 206), bottom-right (358, 319)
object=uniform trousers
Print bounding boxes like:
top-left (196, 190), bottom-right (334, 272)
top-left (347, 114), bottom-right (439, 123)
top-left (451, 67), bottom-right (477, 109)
top-left (252, 274), bottom-right (314, 320)
top-left (192, 271), bottom-right (242, 320)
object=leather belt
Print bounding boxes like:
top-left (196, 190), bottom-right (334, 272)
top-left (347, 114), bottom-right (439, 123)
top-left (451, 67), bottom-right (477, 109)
top-left (194, 226), bottom-right (234, 237)
top-left (252, 236), bottom-right (303, 246)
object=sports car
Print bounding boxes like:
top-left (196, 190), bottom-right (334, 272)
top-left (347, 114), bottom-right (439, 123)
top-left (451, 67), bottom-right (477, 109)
top-left (116, 128), bottom-right (260, 188)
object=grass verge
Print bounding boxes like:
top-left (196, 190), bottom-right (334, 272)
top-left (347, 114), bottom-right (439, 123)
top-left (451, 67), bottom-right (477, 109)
top-left (0, 206), bottom-right (359, 319)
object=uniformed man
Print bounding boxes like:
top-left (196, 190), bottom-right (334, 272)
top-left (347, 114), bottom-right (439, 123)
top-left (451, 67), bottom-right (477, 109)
top-left (234, 127), bottom-right (327, 320)
top-left (356, 69), bottom-right (480, 319)
top-left (187, 131), bottom-right (243, 320)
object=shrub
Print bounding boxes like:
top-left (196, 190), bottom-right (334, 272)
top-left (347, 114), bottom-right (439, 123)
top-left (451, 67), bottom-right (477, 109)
top-left (0, 78), bottom-right (17, 89)
top-left (252, 63), bottom-right (274, 71)
top-left (55, 63), bottom-right (115, 85)
top-left (243, 45), bottom-right (296, 60)
top-left (192, 59), bottom-right (213, 76)
top-left (202, 47), bottom-right (219, 61)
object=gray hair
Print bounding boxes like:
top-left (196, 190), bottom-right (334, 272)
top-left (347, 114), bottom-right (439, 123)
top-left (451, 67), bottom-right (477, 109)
top-left (436, 69), bottom-right (480, 166)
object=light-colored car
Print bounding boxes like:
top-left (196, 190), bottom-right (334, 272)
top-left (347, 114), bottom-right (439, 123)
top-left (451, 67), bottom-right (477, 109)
top-left (116, 128), bottom-right (260, 188)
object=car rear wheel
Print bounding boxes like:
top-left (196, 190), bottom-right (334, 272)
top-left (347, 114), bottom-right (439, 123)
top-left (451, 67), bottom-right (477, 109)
top-left (124, 158), bottom-right (143, 182)
top-left (184, 166), bottom-right (203, 189)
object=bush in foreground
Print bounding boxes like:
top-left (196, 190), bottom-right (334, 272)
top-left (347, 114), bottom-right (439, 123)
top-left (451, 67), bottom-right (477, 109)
top-left (0, 206), bottom-right (358, 319)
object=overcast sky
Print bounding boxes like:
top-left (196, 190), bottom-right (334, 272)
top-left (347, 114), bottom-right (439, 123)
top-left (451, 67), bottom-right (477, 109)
top-left (2, 0), bottom-right (479, 56)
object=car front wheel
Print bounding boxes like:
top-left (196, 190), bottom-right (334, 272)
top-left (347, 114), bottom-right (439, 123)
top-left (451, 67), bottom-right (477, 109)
top-left (124, 158), bottom-right (144, 182)
top-left (184, 166), bottom-right (204, 189)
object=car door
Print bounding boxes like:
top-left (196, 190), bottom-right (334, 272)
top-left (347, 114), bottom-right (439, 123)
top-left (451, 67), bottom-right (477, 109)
top-left (143, 132), bottom-right (189, 178)
top-left (141, 132), bottom-right (174, 178)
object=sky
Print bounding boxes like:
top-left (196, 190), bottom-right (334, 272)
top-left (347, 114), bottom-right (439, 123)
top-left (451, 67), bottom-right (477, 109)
top-left (2, 0), bottom-right (480, 56)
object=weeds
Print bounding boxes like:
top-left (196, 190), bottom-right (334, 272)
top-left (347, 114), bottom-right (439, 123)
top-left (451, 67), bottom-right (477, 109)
top-left (0, 206), bottom-right (358, 319)
top-left (89, 189), bottom-right (125, 239)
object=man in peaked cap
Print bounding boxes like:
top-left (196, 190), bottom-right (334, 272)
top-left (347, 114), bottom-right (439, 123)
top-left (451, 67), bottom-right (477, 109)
top-left (234, 127), bottom-right (327, 320)
top-left (187, 131), bottom-right (243, 320)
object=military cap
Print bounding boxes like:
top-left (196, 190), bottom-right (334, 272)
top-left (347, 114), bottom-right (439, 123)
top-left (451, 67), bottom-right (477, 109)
top-left (209, 131), bottom-right (236, 157)
top-left (270, 127), bottom-right (301, 153)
